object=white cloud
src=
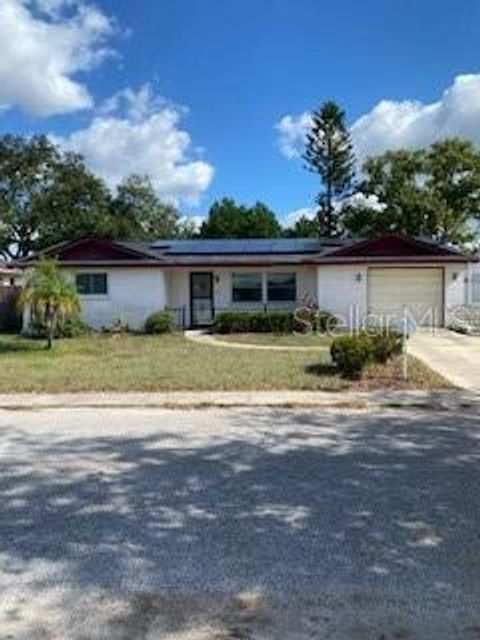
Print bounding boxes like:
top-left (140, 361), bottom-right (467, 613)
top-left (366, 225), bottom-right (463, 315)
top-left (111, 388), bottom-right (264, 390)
top-left (351, 74), bottom-right (480, 161)
top-left (276, 74), bottom-right (480, 166)
top-left (275, 112), bottom-right (312, 159)
top-left (179, 214), bottom-right (205, 231)
top-left (345, 192), bottom-right (386, 212)
top-left (54, 85), bottom-right (214, 206)
top-left (281, 206), bottom-right (316, 228)
top-left (282, 194), bottom-right (385, 228)
top-left (0, 0), bottom-right (114, 116)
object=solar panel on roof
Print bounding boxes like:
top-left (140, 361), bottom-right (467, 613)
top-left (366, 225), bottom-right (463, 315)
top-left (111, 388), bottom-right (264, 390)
top-left (146, 238), bottom-right (325, 255)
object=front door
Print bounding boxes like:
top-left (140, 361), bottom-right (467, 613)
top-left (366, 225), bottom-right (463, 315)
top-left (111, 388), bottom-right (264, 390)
top-left (190, 272), bottom-right (214, 327)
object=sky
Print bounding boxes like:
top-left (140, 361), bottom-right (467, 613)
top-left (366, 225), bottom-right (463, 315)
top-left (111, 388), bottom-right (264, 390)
top-left (2, 0), bottom-right (480, 226)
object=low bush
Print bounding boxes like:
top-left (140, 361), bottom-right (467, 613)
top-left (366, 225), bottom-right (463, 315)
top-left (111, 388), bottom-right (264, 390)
top-left (214, 311), bottom-right (295, 334)
top-left (144, 310), bottom-right (175, 334)
top-left (331, 329), bottom-right (404, 379)
top-left (316, 310), bottom-right (338, 333)
top-left (330, 334), bottom-right (373, 379)
top-left (57, 317), bottom-right (90, 338)
top-left (370, 329), bottom-right (403, 363)
top-left (294, 307), bottom-right (338, 334)
top-left (28, 315), bottom-right (90, 339)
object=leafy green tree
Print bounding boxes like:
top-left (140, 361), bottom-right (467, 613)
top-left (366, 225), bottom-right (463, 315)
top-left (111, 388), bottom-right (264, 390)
top-left (200, 198), bottom-right (282, 238)
top-left (37, 153), bottom-right (113, 248)
top-left (248, 202), bottom-right (283, 237)
top-left (19, 259), bottom-right (80, 350)
top-left (344, 139), bottom-right (480, 245)
top-left (176, 217), bottom-right (199, 238)
top-left (111, 174), bottom-right (180, 239)
top-left (200, 198), bottom-right (247, 237)
top-left (424, 139), bottom-right (480, 244)
top-left (0, 135), bottom-right (59, 259)
top-left (0, 135), bottom-right (115, 257)
top-left (343, 149), bottom-right (431, 237)
top-left (303, 101), bottom-right (355, 236)
top-left (284, 216), bottom-right (320, 238)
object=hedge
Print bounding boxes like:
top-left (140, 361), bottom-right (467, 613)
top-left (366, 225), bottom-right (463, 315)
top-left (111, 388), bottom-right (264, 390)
top-left (214, 311), bottom-right (296, 334)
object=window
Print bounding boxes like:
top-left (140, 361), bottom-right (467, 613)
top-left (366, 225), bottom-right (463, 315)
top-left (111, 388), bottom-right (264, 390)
top-left (76, 273), bottom-right (108, 295)
top-left (267, 273), bottom-right (296, 302)
top-left (232, 273), bottom-right (262, 302)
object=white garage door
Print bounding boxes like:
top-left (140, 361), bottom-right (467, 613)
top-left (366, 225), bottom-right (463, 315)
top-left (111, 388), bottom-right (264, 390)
top-left (368, 268), bottom-right (444, 328)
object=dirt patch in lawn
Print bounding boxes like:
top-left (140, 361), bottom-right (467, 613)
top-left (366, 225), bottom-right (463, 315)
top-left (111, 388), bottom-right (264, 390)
top-left (349, 355), bottom-right (453, 391)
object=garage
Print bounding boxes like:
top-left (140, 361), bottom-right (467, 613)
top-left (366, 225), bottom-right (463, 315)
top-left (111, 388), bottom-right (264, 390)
top-left (367, 268), bottom-right (444, 327)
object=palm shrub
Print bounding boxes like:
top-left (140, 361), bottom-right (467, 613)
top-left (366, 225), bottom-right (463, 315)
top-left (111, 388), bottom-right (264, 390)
top-left (19, 259), bottom-right (80, 349)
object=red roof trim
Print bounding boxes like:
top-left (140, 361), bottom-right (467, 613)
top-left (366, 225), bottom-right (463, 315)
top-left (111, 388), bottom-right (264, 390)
top-left (329, 233), bottom-right (461, 258)
top-left (41, 237), bottom-right (157, 262)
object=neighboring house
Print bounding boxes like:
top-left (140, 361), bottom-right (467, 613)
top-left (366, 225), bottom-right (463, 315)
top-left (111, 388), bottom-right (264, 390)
top-left (17, 234), bottom-right (473, 331)
top-left (0, 266), bottom-right (23, 332)
top-left (0, 265), bottom-right (21, 288)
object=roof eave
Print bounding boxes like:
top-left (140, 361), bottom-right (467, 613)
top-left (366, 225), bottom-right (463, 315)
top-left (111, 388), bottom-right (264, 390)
top-left (314, 255), bottom-right (472, 264)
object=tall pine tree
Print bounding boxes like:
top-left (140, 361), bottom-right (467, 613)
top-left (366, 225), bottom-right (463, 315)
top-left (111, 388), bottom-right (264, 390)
top-left (303, 101), bottom-right (355, 236)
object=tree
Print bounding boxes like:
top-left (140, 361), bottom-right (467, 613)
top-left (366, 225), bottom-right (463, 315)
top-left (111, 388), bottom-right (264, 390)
top-left (343, 139), bottom-right (480, 245)
top-left (200, 198), bottom-right (282, 238)
top-left (176, 217), bottom-right (199, 239)
top-left (284, 216), bottom-right (320, 238)
top-left (0, 135), bottom-right (60, 259)
top-left (19, 259), bottom-right (80, 350)
top-left (424, 139), bottom-right (480, 244)
top-left (343, 149), bottom-right (431, 237)
top-left (303, 101), bottom-right (355, 236)
top-left (37, 153), bottom-right (113, 249)
top-left (111, 175), bottom-right (180, 239)
top-left (0, 135), bottom-right (114, 258)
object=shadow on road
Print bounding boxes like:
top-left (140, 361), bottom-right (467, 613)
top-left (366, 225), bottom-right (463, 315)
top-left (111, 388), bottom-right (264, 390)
top-left (1, 408), bottom-right (480, 638)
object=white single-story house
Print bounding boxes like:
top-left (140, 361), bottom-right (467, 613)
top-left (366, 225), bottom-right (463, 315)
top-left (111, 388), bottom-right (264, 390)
top-left (17, 234), bottom-right (476, 331)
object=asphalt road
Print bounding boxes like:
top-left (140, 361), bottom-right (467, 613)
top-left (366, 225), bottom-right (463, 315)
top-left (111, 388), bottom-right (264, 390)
top-left (0, 406), bottom-right (479, 639)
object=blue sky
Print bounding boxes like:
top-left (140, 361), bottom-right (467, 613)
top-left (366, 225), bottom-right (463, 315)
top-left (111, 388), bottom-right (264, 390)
top-left (2, 1), bottom-right (480, 225)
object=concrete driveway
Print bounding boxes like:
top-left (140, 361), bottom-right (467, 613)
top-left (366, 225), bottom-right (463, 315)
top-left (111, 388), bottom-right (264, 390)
top-left (409, 329), bottom-right (480, 392)
top-left (1, 407), bottom-right (480, 639)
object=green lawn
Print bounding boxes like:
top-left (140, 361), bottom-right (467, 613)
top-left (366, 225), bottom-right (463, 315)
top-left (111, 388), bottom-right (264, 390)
top-left (0, 333), bottom-right (451, 393)
top-left (213, 333), bottom-right (333, 347)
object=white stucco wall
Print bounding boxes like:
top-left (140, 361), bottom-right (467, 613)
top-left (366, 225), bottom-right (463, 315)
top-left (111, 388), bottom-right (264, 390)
top-left (444, 264), bottom-right (467, 307)
top-left (165, 268), bottom-right (190, 326)
top-left (318, 265), bottom-right (368, 329)
top-left (64, 267), bottom-right (167, 330)
top-left (444, 263), bottom-right (468, 324)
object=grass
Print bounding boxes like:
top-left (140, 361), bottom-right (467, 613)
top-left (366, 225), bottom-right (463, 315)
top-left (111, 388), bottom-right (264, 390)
top-left (212, 333), bottom-right (333, 347)
top-left (0, 333), bottom-right (452, 393)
